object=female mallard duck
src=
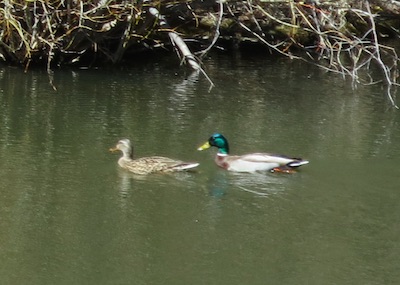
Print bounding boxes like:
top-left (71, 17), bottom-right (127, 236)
top-left (110, 139), bottom-right (199, 175)
top-left (198, 133), bottom-right (309, 173)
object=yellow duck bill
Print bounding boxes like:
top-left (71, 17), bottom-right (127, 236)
top-left (197, 141), bottom-right (211, 151)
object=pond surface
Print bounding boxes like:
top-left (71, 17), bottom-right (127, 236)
top-left (0, 54), bottom-right (400, 285)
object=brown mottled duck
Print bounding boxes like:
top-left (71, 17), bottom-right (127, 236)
top-left (110, 139), bottom-right (199, 175)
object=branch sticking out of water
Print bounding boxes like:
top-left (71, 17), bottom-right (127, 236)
top-left (149, 7), bottom-right (214, 90)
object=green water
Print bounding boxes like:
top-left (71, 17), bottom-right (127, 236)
top-left (0, 56), bottom-right (399, 285)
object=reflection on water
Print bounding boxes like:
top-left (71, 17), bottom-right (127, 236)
top-left (114, 167), bottom-right (201, 201)
top-left (205, 170), bottom-right (290, 198)
top-left (1, 55), bottom-right (400, 285)
top-left (230, 171), bottom-right (291, 196)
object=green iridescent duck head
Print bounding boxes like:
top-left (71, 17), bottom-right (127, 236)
top-left (198, 133), bottom-right (230, 155)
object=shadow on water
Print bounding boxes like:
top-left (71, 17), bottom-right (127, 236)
top-left (203, 168), bottom-right (297, 198)
top-left (113, 167), bottom-right (201, 204)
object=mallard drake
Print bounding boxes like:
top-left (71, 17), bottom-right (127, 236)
top-left (197, 133), bottom-right (309, 173)
top-left (110, 139), bottom-right (199, 175)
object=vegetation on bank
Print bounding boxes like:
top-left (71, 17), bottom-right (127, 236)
top-left (0, 0), bottom-right (399, 106)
